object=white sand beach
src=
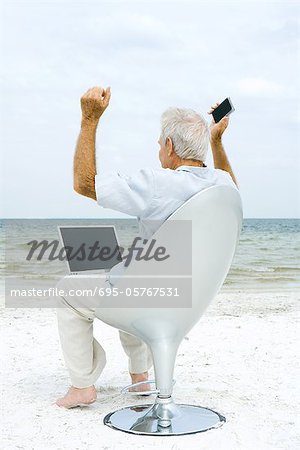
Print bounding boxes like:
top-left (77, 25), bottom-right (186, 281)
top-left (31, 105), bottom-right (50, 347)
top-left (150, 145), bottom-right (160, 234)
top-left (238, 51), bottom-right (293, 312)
top-left (2, 290), bottom-right (300, 450)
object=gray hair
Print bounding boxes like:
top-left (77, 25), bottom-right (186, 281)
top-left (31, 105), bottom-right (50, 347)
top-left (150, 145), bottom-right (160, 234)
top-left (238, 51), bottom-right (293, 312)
top-left (160, 107), bottom-right (210, 161)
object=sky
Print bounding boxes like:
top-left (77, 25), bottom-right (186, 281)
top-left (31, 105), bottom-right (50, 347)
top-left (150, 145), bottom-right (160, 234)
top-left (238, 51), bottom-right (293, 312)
top-left (1, 0), bottom-right (299, 218)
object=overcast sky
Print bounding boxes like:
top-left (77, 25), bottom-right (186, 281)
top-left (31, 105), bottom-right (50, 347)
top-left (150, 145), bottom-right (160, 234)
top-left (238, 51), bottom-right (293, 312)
top-left (1, 0), bottom-right (299, 218)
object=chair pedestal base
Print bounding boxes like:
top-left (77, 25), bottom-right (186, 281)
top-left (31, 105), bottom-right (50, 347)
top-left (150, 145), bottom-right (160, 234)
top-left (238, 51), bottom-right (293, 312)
top-left (103, 396), bottom-right (225, 436)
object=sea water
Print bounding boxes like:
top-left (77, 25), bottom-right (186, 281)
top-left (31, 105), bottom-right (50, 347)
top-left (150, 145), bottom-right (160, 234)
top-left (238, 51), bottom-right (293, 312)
top-left (1, 218), bottom-right (299, 293)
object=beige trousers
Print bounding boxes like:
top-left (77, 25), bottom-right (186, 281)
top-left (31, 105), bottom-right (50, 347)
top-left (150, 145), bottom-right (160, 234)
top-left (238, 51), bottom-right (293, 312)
top-left (56, 276), bottom-right (153, 388)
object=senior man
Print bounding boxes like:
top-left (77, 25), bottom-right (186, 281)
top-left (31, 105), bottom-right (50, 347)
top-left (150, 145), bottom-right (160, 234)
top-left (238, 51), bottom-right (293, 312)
top-left (56, 86), bottom-right (238, 408)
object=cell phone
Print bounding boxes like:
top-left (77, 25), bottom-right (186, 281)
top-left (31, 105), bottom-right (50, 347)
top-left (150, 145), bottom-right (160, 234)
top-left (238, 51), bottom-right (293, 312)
top-left (212, 97), bottom-right (235, 123)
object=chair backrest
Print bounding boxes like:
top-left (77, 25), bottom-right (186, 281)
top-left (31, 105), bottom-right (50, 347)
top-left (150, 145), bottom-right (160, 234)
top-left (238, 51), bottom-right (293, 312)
top-left (97, 185), bottom-right (243, 342)
top-left (166, 184), bottom-right (243, 330)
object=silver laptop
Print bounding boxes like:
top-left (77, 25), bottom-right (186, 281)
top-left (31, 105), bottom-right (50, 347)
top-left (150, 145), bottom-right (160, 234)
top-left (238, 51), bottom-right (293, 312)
top-left (57, 225), bottom-right (123, 275)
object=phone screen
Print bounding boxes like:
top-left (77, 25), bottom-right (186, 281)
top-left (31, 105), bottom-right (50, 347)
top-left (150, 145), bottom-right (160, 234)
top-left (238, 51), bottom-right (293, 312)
top-left (212, 98), bottom-right (234, 123)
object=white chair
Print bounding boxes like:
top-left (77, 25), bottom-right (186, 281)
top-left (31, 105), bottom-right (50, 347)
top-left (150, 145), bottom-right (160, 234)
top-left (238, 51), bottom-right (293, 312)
top-left (98, 184), bottom-right (243, 435)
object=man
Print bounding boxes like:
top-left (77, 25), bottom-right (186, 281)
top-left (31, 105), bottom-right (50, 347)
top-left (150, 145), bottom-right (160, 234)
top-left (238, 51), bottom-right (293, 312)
top-left (56, 86), bottom-right (238, 408)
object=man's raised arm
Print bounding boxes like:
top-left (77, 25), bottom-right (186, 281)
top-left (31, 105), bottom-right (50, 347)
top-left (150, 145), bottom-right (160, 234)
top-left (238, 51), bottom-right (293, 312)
top-left (208, 102), bottom-right (239, 189)
top-left (73, 86), bottom-right (111, 200)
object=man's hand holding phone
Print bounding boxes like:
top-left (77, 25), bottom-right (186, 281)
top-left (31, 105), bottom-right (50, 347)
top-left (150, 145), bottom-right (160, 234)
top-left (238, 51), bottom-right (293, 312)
top-left (207, 98), bottom-right (238, 188)
top-left (208, 102), bottom-right (230, 142)
top-left (208, 97), bottom-right (234, 142)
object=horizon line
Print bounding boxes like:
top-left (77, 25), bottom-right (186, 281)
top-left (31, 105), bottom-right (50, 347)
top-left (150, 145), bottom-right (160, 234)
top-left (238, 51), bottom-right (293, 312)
top-left (0, 217), bottom-right (299, 220)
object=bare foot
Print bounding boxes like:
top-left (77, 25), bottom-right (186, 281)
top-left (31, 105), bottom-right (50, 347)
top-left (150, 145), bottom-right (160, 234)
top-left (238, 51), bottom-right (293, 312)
top-left (56, 385), bottom-right (97, 409)
top-left (129, 371), bottom-right (151, 393)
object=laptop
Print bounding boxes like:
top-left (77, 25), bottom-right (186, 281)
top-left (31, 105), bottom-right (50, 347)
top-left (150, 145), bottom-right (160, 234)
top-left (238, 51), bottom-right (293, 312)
top-left (57, 225), bottom-right (123, 275)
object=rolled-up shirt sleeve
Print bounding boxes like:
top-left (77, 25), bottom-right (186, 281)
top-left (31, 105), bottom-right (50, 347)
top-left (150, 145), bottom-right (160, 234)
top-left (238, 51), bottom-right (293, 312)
top-left (95, 168), bottom-right (155, 217)
top-left (216, 169), bottom-right (238, 189)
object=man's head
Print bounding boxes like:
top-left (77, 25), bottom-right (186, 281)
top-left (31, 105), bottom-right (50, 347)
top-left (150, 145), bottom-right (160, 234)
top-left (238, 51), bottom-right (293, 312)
top-left (158, 107), bottom-right (210, 169)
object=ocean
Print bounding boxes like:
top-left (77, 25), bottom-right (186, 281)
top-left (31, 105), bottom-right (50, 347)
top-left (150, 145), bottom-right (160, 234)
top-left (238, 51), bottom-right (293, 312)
top-left (1, 218), bottom-right (299, 293)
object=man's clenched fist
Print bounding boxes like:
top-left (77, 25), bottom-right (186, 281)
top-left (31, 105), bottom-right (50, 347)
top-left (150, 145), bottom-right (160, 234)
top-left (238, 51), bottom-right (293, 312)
top-left (80, 86), bottom-right (111, 123)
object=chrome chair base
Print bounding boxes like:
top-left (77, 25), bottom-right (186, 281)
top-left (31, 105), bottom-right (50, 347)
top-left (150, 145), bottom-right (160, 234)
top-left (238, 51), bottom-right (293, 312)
top-left (103, 396), bottom-right (225, 436)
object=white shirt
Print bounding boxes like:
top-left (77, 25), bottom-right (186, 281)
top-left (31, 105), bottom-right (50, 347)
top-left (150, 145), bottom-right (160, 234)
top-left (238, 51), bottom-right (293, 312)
top-left (95, 165), bottom-right (237, 285)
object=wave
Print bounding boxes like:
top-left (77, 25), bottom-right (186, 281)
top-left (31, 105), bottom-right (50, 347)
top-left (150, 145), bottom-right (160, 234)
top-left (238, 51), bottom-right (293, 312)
top-left (231, 266), bottom-right (299, 274)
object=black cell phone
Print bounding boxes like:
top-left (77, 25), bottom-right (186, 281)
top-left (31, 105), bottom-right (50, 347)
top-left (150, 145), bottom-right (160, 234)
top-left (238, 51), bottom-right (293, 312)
top-left (212, 97), bottom-right (235, 123)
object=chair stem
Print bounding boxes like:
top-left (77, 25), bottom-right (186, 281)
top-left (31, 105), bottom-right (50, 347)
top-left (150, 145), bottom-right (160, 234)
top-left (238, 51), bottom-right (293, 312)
top-left (150, 339), bottom-right (180, 397)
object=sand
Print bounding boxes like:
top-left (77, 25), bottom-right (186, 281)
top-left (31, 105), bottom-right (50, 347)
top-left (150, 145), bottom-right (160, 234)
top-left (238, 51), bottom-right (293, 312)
top-left (2, 291), bottom-right (300, 450)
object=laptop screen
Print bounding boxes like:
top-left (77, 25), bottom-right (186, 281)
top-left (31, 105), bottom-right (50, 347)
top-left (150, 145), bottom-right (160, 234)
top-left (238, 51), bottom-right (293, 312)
top-left (59, 226), bottom-right (123, 272)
